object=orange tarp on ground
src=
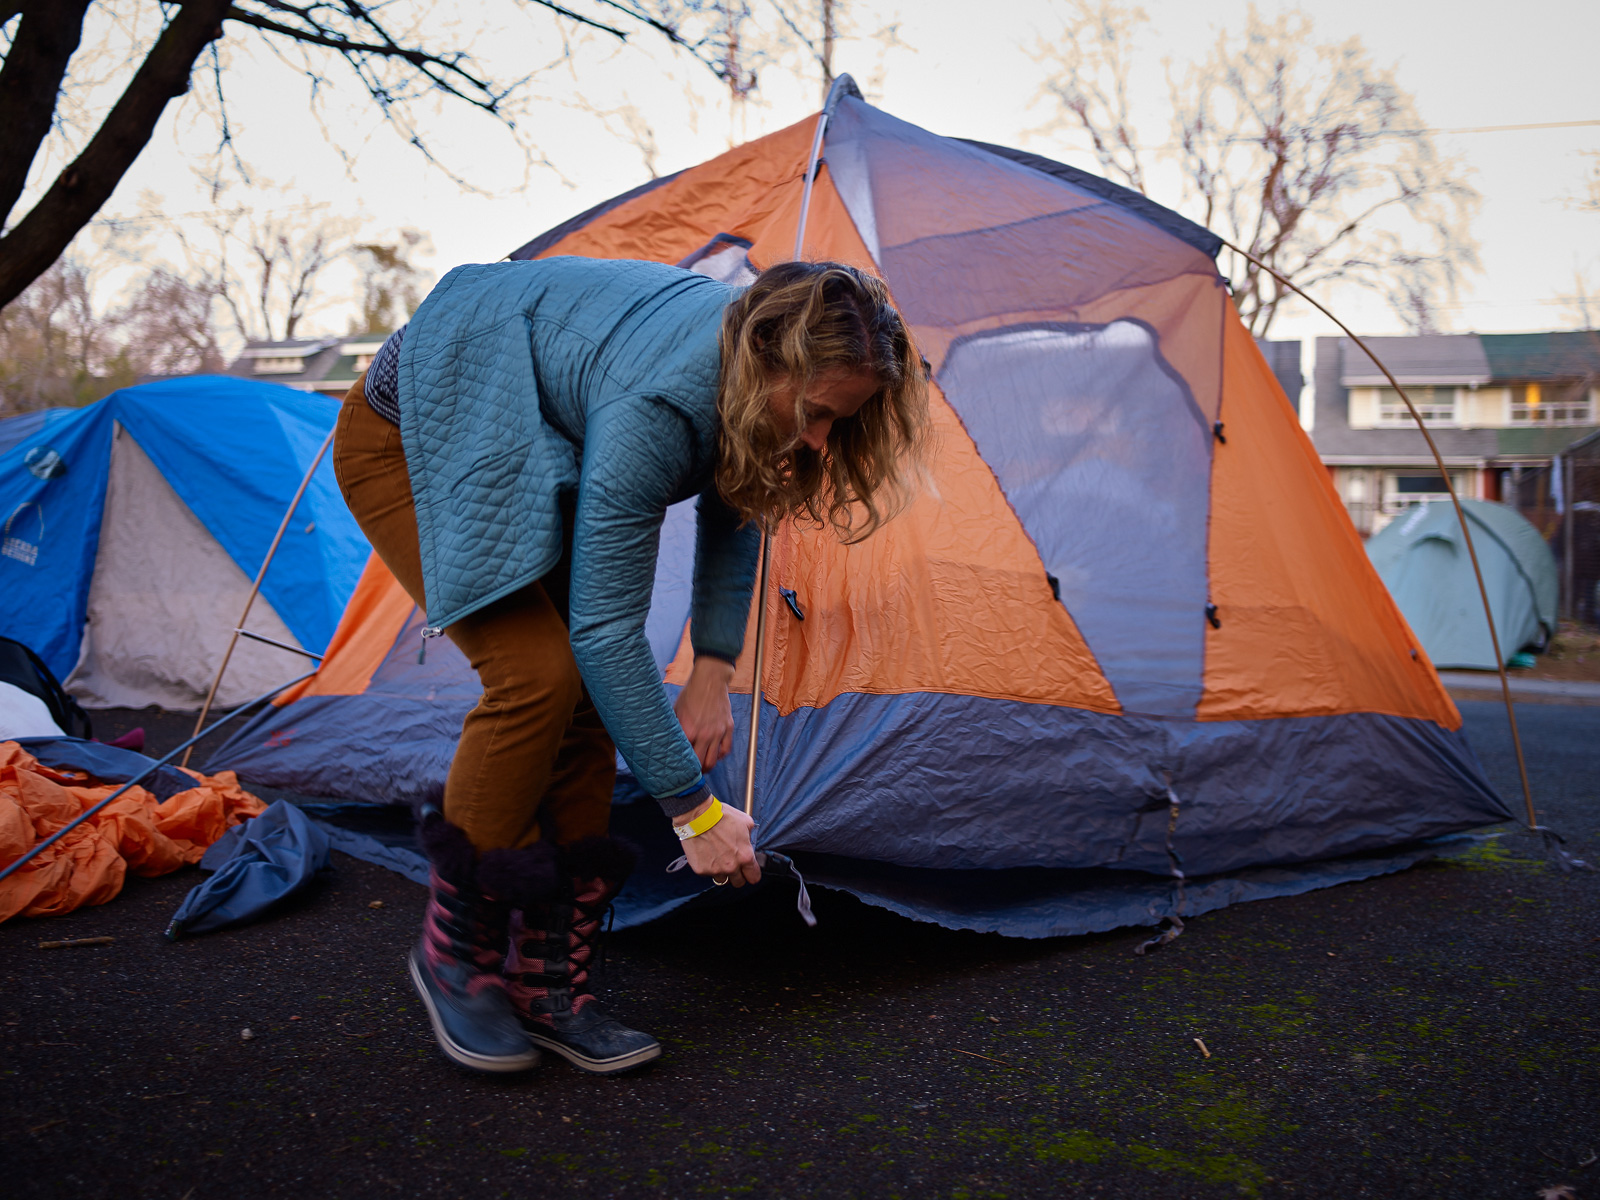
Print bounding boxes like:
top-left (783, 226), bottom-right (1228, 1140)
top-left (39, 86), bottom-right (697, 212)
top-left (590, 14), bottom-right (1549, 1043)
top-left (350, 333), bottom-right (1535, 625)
top-left (0, 742), bottom-right (265, 923)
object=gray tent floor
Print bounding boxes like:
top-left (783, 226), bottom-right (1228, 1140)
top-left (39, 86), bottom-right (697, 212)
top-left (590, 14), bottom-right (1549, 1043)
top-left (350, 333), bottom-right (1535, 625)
top-left (3, 701), bottom-right (1596, 1199)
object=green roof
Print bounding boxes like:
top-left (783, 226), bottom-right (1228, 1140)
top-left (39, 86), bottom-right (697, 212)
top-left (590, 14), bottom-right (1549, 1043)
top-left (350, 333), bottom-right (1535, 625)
top-left (1481, 331), bottom-right (1600, 382)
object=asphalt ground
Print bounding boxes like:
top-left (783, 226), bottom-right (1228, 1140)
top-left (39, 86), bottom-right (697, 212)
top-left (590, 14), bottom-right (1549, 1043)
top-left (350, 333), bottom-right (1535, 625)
top-left (2, 700), bottom-right (1596, 1200)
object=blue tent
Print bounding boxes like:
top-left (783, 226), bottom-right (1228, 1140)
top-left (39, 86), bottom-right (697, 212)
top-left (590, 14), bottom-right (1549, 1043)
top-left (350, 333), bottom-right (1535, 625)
top-left (0, 377), bottom-right (368, 711)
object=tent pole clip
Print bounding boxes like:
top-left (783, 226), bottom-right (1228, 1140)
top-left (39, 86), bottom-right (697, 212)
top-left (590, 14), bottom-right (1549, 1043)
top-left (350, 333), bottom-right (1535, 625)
top-left (779, 588), bottom-right (806, 621)
top-left (1212, 421), bottom-right (1226, 444)
top-left (1205, 603), bottom-right (1221, 629)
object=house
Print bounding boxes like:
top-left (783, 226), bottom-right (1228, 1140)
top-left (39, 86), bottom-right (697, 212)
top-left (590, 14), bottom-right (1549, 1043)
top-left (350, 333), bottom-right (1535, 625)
top-left (1311, 331), bottom-right (1600, 537)
top-left (225, 334), bottom-right (392, 397)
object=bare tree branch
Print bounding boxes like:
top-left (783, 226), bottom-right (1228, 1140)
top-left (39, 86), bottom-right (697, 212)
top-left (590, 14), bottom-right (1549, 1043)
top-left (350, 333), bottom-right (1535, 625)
top-left (0, 0), bottom-right (94, 229)
top-left (0, 0), bottom-right (737, 313)
top-left (0, 0), bottom-right (231, 310)
top-left (1034, 2), bottom-right (1479, 336)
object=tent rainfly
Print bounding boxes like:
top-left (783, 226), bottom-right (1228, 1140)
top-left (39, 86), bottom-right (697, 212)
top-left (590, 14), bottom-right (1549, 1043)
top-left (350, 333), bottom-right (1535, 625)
top-left (1367, 499), bottom-right (1558, 671)
top-left (210, 83), bottom-right (1510, 937)
top-left (0, 377), bottom-right (369, 711)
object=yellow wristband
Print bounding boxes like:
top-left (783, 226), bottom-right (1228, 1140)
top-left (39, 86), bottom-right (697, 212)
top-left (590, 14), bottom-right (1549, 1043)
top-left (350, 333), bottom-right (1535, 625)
top-left (674, 796), bottom-right (724, 841)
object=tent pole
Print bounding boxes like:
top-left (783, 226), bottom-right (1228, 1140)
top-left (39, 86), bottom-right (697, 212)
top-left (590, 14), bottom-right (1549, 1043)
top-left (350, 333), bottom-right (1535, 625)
top-left (740, 73), bottom-right (862, 819)
top-left (181, 425), bottom-right (336, 769)
top-left (741, 535), bottom-right (770, 815)
top-left (1219, 238), bottom-right (1537, 831)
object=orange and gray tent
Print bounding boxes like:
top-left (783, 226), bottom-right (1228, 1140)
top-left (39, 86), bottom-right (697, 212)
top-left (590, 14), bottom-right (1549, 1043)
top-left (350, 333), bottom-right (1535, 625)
top-left (212, 81), bottom-right (1508, 935)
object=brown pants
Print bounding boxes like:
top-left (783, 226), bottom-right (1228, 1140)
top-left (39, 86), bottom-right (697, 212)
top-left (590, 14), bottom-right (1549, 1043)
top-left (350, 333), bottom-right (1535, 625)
top-left (332, 377), bottom-right (615, 851)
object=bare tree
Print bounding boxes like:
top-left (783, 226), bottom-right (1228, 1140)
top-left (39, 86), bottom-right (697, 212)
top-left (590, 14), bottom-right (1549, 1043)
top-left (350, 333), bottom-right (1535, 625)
top-left (1572, 151), bottom-right (1600, 215)
top-left (350, 229), bottom-right (434, 335)
top-left (0, 1), bottom-right (745, 312)
top-left (200, 205), bottom-right (358, 343)
top-left (0, 255), bottom-right (129, 414)
top-left (1033, 3), bottom-right (1481, 336)
top-left (116, 269), bottom-right (226, 376)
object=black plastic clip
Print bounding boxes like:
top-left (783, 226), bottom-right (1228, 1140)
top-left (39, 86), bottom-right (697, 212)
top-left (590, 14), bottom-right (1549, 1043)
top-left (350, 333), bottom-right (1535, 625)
top-left (1205, 603), bottom-right (1221, 630)
top-left (1047, 573), bottom-right (1061, 601)
top-left (780, 587), bottom-right (806, 620)
top-left (1212, 421), bottom-right (1226, 444)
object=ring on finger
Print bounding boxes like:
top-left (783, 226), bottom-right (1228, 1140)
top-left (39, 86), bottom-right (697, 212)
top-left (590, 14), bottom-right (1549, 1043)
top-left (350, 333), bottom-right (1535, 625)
top-left (713, 874), bottom-right (729, 886)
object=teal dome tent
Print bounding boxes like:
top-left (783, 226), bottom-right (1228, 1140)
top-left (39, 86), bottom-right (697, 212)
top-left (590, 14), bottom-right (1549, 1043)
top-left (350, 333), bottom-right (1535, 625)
top-left (1367, 499), bottom-right (1557, 670)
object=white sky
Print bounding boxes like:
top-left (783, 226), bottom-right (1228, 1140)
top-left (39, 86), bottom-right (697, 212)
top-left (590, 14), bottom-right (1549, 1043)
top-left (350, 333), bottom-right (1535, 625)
top-left (73, 0), bottom-right (1600, 351)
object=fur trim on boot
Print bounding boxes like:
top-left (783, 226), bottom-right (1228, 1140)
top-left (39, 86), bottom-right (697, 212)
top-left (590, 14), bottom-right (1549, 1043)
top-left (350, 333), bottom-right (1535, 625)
top-left (560, 835), bottom-right (639, 886)
top-left (478, 842), bottom-right (562, 909)
top-left (417, 810), bottom-right (478, 886)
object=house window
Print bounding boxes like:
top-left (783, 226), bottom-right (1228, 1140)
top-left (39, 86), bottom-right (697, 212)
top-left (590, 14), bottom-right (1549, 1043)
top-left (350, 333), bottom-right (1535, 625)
top-left (1376, 386), bottom-right (1455, 426)
top-left (352, 354), bottom-right (375, 372)
top-left (1509, 382), bottom-right (1591, 425)
top-left (253, 356), bottom-right (304, 375)
top-left (1380, 470), bottom-right (1466, 515)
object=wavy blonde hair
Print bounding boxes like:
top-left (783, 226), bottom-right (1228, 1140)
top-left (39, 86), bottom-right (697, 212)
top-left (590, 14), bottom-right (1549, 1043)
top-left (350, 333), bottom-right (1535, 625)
top-left (716, 260), bottom-right (928, 543)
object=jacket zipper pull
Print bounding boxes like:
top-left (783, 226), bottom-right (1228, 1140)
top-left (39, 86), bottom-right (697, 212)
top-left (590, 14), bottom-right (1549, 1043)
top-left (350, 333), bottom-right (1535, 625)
top-left (419, 624), bottom-right (443, 664)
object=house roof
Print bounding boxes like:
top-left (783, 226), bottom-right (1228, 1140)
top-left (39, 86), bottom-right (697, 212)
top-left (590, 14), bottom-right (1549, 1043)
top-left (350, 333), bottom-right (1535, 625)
top-left (1339, 330), bottom-right (1600, 389)
top-left (1339, 334), bottom-right (1491, 388)
top-left (1480, 331), bottom-right (1600, 382)
top-left (225, 333), bottom-right (392, 393)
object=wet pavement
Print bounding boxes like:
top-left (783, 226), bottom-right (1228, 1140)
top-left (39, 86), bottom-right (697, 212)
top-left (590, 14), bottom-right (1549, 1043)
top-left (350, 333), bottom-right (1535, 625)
top-left (2, 700), bottom-right (1596, 1199)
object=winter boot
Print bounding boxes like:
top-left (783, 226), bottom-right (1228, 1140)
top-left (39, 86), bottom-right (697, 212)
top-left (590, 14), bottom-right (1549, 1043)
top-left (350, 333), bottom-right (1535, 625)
top-left (408, 811), bottom-right (557, 1073)
top-left (504, 836), bottom-right (661, 1075)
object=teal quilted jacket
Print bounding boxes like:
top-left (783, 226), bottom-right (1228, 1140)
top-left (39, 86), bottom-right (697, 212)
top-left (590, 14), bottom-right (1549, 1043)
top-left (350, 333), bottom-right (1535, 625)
top-left (397, 257), bottom-right (760, 803)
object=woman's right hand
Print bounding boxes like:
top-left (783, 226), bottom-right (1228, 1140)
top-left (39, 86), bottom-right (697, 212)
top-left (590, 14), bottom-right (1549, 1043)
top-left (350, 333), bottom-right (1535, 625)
top-left (675, 799), bottom-right (761, 887)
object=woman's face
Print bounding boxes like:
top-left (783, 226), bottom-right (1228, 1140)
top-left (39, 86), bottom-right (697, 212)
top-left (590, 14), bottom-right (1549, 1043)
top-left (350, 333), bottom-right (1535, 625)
top-left (766, 367), bottom-right (880, 452)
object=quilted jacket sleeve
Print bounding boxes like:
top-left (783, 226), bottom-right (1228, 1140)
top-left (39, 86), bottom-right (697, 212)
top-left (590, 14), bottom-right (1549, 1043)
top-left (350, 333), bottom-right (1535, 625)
top-left (690, 492), bottom-right (761, 662)
top-left (567, 398), bottom-right (705, 806)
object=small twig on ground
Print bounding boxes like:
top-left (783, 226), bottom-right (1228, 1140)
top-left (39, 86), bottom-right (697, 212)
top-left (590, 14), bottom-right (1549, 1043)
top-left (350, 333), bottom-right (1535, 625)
top-left (950, 1048), bottom-right (1037, 1074)
top-left (37, 937), bottom-right (114, 950)
top-left (1194, 1037), bottom-right (1212, 1058)
top-left (28, 1118), bottom-right (65, 1134)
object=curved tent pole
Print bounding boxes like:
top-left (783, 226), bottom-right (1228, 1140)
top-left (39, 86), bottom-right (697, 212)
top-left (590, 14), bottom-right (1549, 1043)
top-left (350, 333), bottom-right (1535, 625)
top-left (181, 425), bottom-right (336, 769)
top-left (742, 73), bottom-right (863, 817)
top-left (1218, 238), bottom-right (1537, 831)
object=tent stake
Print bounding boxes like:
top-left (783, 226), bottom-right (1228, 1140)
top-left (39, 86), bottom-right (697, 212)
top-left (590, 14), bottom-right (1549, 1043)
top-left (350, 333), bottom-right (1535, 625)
top-left (1219, 238), bottom-right (1536, 831)
top-left (181, 426), bottom-right (336, 769)
top-left (741, 73), bottom-right (863, 819)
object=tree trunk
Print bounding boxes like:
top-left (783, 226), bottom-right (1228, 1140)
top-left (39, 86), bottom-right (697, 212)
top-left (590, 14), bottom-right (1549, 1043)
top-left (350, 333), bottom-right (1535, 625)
top-left (0, 0), bottom-right (231, 311)
top-left (0, 0), bottom-right (94, 230)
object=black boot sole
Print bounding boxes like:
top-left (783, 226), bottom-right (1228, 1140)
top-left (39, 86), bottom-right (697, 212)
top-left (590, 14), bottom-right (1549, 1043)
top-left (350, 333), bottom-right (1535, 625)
top-left (408, 951), bottom-right (543, 1073)
top-left (525, 1029), bottom-right (662, 1075)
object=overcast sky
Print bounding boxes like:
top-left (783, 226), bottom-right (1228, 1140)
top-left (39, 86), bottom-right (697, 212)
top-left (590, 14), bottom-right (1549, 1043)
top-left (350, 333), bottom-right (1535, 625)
top-left (86, 0), bottom-right (1600, 348)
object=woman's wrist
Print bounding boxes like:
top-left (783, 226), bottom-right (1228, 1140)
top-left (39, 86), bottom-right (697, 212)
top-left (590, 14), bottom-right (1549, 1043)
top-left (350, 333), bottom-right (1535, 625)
top-left (671, 793), bottom-right (716, 826)
top-left (690, 653), bottom-right (736, 682)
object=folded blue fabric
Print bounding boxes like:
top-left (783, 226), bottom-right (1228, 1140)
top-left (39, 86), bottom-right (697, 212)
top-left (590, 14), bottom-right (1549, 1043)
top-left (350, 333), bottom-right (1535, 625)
top-left (166, 800), bottom-right (331, 938)
top-left (15, 736), bottom-right (197, 801)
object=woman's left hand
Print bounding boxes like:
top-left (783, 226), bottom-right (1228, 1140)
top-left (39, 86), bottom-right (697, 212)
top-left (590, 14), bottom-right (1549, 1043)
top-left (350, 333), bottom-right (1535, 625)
top-left (674, 656), bottom-right (736, 770)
